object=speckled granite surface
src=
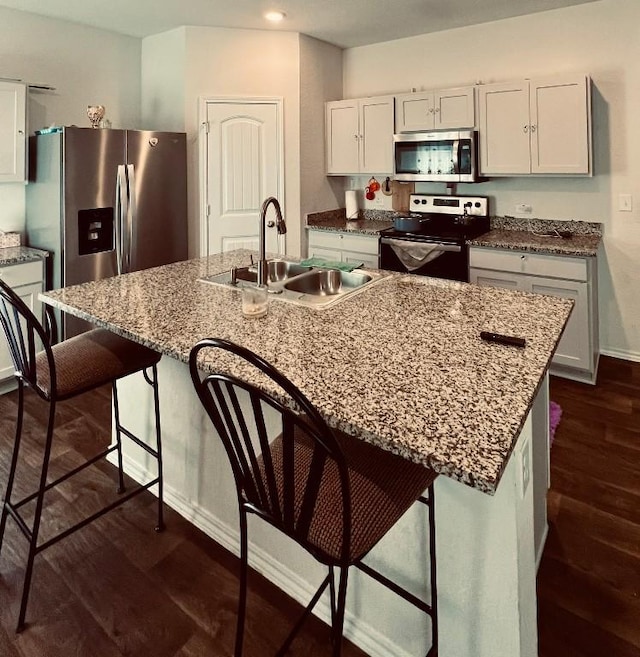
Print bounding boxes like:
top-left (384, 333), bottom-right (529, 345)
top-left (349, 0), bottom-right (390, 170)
top-left (41, 251), bottom-right (572, 495)
top-left (468, 228), bottom-right (601, 257)
top-left (307, 209), bottom-right (603, 257)
top-left (0, 246), bottom-right (48, 266)
top-left (306, 209), bottom-right (393, 236)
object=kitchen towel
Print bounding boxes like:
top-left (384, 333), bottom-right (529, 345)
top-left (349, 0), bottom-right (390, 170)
top-left (300, 257), bottom-right (363, 272)
top-left (345, 190), bottom-right (359, 221)
top-left (387, 239), bottom-right (444, 271)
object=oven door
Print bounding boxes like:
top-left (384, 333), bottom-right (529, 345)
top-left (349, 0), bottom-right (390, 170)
top-left (379, 236), bottom-right (469, 282)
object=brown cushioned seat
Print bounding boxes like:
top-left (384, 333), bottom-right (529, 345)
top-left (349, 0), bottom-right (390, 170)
top-left (35, 328), bottom-right (162, 400)
top-left (260, 426), bottom-right (437, 563)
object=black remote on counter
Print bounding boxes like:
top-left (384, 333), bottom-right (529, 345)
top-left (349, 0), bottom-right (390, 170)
top-left (480, 331), bottom-right (526, 348)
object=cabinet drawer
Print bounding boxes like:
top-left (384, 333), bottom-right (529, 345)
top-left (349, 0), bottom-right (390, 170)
top-left (0, 260), bottom-right (43, 288)
top-left (308, 230), bottom-right (342, 249)
top-left (340, 233), bottom-right (378, 255)
top-left (469, 248), bottom-right (587, 281)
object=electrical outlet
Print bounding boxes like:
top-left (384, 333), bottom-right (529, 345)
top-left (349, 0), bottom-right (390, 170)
top-left (516, 203), bottom-right (532, 214)
top-left (373, 194), bottom-right (385, 208)
top-left (619, 194), bottom-right (633, 212)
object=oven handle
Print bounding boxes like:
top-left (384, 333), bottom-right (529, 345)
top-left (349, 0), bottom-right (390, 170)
top-left (380, 238), bottom-right (462, 252)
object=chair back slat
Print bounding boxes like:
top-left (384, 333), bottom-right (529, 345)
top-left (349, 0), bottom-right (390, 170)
top-left (190, 339), bottom-right (352, 564)
top-left (0, 279), bottom-right (55, 397)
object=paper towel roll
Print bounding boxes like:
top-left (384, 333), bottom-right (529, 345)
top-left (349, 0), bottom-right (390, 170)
top-left (345, 190), bottom-right (359, 221)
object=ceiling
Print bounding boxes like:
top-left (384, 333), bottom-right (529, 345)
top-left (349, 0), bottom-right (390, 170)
top-left (0, 0), bottom-right (601, 48)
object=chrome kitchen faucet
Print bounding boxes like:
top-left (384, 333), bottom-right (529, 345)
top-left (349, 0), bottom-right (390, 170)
top-left (258, 197), bottom-right (287, 286)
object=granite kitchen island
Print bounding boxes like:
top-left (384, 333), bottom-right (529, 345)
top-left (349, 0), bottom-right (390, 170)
top-left (41, 250), bottom-right (573, 657)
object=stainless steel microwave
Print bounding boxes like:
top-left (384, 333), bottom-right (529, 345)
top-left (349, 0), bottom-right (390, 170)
top-left (393, 129), bottom-right (478, 183)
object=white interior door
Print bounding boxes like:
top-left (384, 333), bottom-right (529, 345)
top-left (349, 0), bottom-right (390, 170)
top-left (203, 100), bottom-right (282, 255)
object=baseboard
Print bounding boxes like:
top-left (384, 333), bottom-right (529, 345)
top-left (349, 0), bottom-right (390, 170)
top-left (115, 453), bottom-right (414, 657)
top-left (600, 347), bottom-right (640, 363)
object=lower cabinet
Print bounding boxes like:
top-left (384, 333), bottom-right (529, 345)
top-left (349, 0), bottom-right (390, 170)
top-left (0, 260), bottom-right (44, 389)
top-left (469, 247), bottom-right (599, 384)
top-left (307, 230), bottom-right (379, 269)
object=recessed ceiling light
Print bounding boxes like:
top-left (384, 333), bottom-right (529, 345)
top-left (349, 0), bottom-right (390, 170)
top-left (265, 10), bottom-right (286, 22)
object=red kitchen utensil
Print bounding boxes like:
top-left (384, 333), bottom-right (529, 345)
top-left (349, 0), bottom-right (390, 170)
top-left (365, 186), bottom-right (375, 201)
top-left (368, 177), bottom-right (380, 192)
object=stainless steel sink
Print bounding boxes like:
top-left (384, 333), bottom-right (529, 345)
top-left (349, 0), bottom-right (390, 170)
top-left (284, 270), bottom-right (372, 296)
top-left (200, 258), bottom-right (384, 309)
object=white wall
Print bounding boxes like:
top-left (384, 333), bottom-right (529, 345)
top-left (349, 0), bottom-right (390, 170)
top-left (0, 6), bottom-right (141, 235)
top-left (343, 0), bottom-right (640, 361)
top-left (299, 35), bottom-right (344, 230)
top-left (140, 28), bottom-right (344, 259)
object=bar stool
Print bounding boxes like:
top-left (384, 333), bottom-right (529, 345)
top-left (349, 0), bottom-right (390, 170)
top-left (189, 338), bottom-right (439, 657)
top-left (0, 278), bottom-right (165, 632)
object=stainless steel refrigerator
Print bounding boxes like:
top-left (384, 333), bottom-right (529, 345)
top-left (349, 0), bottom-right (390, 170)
top-left (26, 126), bottom-right (188, 338)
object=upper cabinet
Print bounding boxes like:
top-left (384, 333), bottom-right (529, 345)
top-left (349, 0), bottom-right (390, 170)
top-left (0, 80), bottom-right (27, 183)
top-left (325, 95), bottom-right (394, 175)
top-left (478, 75), bottom-right (592, 176)
top-left (395, 86), bottom-right (475, 132)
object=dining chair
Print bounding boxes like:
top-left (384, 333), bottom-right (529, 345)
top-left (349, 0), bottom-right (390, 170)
top-left (189, 337), bottom-right (439, 656)
top-left (0, 278), bottom-right (165, 632)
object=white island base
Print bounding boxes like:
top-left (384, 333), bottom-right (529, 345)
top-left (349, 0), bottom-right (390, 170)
top-left (114, 355), bottom-right (548, 657)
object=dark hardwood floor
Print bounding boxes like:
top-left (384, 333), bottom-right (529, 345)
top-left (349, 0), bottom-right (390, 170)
top-left (0, 355), bottom-right (638, 656)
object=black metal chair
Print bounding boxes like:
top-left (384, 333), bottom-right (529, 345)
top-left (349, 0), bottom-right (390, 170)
top-left (0, 278), bottom-right (165, 632)
top-left (189, 338), bottom-right (439, 657)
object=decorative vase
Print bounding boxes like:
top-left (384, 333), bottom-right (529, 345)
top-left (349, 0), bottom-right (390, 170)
top-left (87, 105), bottom-right (106, 129)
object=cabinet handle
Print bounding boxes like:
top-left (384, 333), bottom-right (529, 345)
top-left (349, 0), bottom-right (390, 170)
top-left (359, 134), bottom-right (363, 140)
top-left (530, 124), bottom-right (537, 133)
top-left (429, 108), bottom-right (434, 114)
top-left (434, 107), bottom-right (440, 113)
top-left (521, 255), bottom-right (526, 260)
top-left (354, 134), bottom-right (358, 140)
top-left (523, 125), bottom-right (529, 133)
top-left (18, 129), bottom-right (24, 135)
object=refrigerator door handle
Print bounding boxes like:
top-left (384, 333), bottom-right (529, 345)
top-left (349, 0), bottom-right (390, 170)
top-left (115, 165), bottom-right (128, 275)
top-left (125, 164), bottom-right (136, 273)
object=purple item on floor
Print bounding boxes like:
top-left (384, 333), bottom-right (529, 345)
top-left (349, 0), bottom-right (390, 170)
top-left (549, 401), bottom-right (562, 445)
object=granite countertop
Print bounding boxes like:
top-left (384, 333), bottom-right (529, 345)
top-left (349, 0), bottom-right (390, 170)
top-left (41, 251), bottom-right (572, 495)
top-left (306, 208), bottom-right (393, 235)
top-left (0, 246), bottom-right (49, 266)
top-left (307, 208), bottom-right (603, 257)
top-left (468, 229), bottom-right (602, 257)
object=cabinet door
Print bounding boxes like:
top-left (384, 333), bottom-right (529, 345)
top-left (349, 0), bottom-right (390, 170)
top-left (342, 251), bottom-right (379, 269)
top-left (0, 81), bottom-right (26, 183)
top-left (0, 281), bottom-right (42, 382)
top-left (435, 86), bottom-right (475, 129)
top-left (359, 96), bottom-right (394, 174)
top-left (478, 81), bottom-right (531, 175)
top-left (530, 277), bottom-right (590, 370)
top-left (395, 92), bottom-right (434, 132)
top-left (530, 76), bottom-right (591, 174)
top-left (326, 100), bottom-right (359, 174)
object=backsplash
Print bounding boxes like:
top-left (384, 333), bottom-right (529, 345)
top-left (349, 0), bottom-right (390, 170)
top-left (0, 232), bottom-right (21, 248)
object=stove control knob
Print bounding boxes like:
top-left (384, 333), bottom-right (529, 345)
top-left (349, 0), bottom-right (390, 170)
top-left (413, 199), bottom-right (420, 204)
top-left (421, 199), bottom-right (427, 204)
top-left (475, 202), bottom-right (481, 208)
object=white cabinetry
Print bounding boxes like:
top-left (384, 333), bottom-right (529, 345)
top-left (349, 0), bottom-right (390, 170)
top-left (477, 75), bottom-right (591, 175)
top-left (325, 96), bottom-right (394, 175)
top-left (0, 260), bottom-right (44, 390)
top-left (307, 230), bottom-right (379, 269)
top-left (0, 81), bottom-right (27, 183)
top-left (469, 247), bottom-right (598, 384)
top-left (395, 86), bottom-right (475, 132)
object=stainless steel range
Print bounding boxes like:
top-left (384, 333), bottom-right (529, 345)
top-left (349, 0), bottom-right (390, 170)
top-left (378, 194), bottom-right (489, 282)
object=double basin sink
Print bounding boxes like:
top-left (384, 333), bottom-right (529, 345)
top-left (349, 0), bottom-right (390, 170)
top-left (201, 259), bottom-right (383, 309)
